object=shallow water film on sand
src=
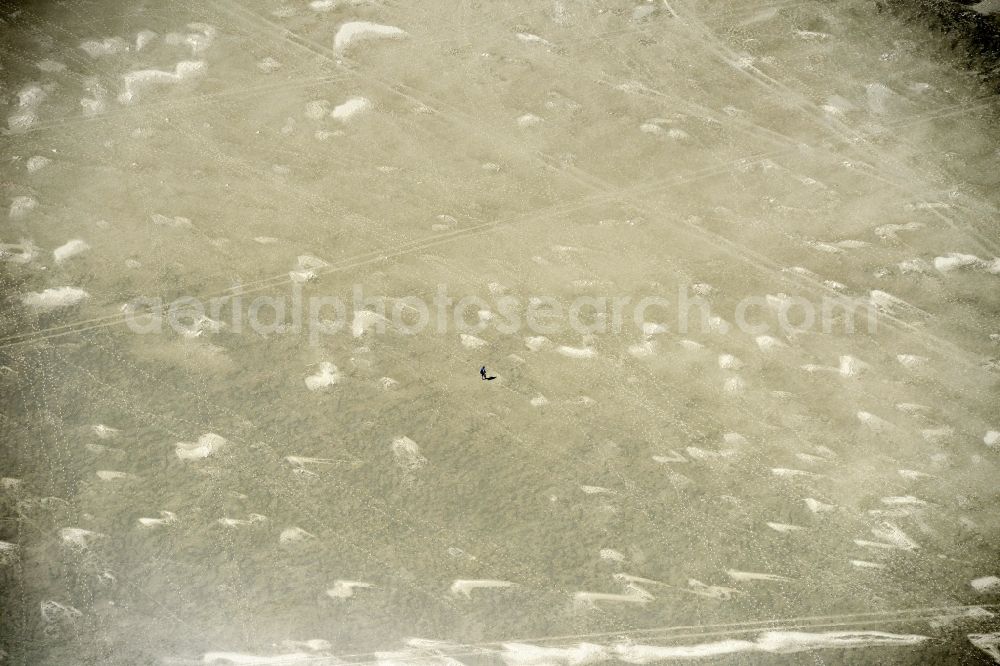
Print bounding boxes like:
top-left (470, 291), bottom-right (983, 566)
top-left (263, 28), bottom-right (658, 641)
top-left (1, 0), bottom-right (1000, 663)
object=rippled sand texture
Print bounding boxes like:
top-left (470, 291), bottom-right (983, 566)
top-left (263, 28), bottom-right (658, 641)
top-left (1, 0), bottom-right (999, 664)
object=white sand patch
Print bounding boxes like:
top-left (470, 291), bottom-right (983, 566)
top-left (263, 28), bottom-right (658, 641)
top-left (80, 37), bottom-right (127, 57)
top-left (573, 588), bottom-right (653, 606)
top-left (806, 240), bottom-right (843, 253)
top-left (686, 579), bottom-right (737, 600)
top-left (284, 456), bottom-right (336, 468)
top-left (850, 560), bottom-right (886, 569)
top-left (289, 270), bottom-right (315, 283)
top-left (895, 402), bottom-right (930, 415)
top-left (857, 411), bottom-right (892, 431)
top-left (283, 640), bottom-right (331, 652)
top-left (838, 355), bottom-right (868, 377)
top-left (332, 96), bottom-right (372, 121)
top-left (151, 213), bottom-right (193, 228)
top-left (175, 433), bottom-right (227, 460)
top-left (54, 239), bottom-right (89, 263)
top-left (968, 633), bottom-right (1000, 663)
top-left (500, 631), bottom-right (927, 664)
top-left (707, 316), bottom-right (731, 334)
top-left (524, 336), bottom-right (550, 351)
top-left (164, 23), bottom-right (216, 54)
top-left (392, 436), bottom-right (427, 470)
top-left (91, 424), bottom-right (119, 439)
top-left (59, 527), bottom-right (105, 548)
top-left (119, 61), bottom-right (206, 104)
top-left (96, 470), bottom-right (129, 481)
top-left (378, 377), bottom-right (399, 391)
top-left (755, 335), bottom-right (786, 351)
top-left (687, 447), bottom-right (732, 460)
top-left (921, 426), bottom-right (953, 443)
top-left (279, 527), bottom-right (315, 544)
top-left (352, 310), bottom-right (388, 337)
top-left (771, 468), bottom-right (818, 478)
top-left (721, 433), bottom-right (747, 448)
top-left (599, 548), bottom-right (625, 562)
top-left (805, 498), bottom-right (835, 513)
top-left (461, 334), bottom-right (487, 349)
top-left (10, 195), bottom-right (38, 219)
top-left (726, 570), bottom-right (792, 583)
top-left (36, 59), bottom-right (66, 72)
top-left (557, 345), bottom-right (595, 359)
top-left (135, 29), bottom-right (157, 50)
top-left (450, 579), bottom-right (514, 598)
top-left (17, 84), bottom-right (46, 108)
top-left (855, 523), bottom-right (919, 551)
top-left (971, 576), bottom-right (1000, 593)
top-left (898, 469), bottom-right (933, 480)
top-left (305, 362), bottom-right (341, 390)
top-left (21, 287), bottom-right (89, 311)
top-left (517, 113), bottom-right (542, 127)
top-left (869, 289), bottom-right (922, 314)
top-left (899, 258), bottom-right (931, 274)
top-left (8, 111), bottom-right (37, 132)
top-left (298, 252), bottom-right (327, 268)
top-left (641, 322), bottom-right (668, 337)
top-left (304, 99), bottom-right (329, 119)
top-left (881, 496), bottom-right (927, 506)
top-left (327, 580), bottom-right (374, 598)
top-left (516, 32), bottom-right (552, 46)
top-left (202, 653), bottom-right (312, 665)
top-left (718, 353), bottom-right (743, 370)
top-left (766, 522), bottom-right (804, 533)
top-left (138, 511), bottom-right (177, 528)
top-left (897, 354), bottom-right (928, 368)
top-left (875, 221), bottom-right (923, 239)
top-left (934, 253), bottom-right (1000, 274)
top-left (334, 21), bottom-right (408, 53)
top-left (26, 156), bottom-right (51, 173)
top-left (0, 541), bottom-right (19, 565)
top-left (258, 56), bottom-right (281, 73)
top-left (40, 601), bottom-right (82, 623)
top-left (628, 340), bottom-right (657, 357)
top-left (724, 376), bottom-right (746, 393)
top-left (218, 514), bottom-right (267, 528)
